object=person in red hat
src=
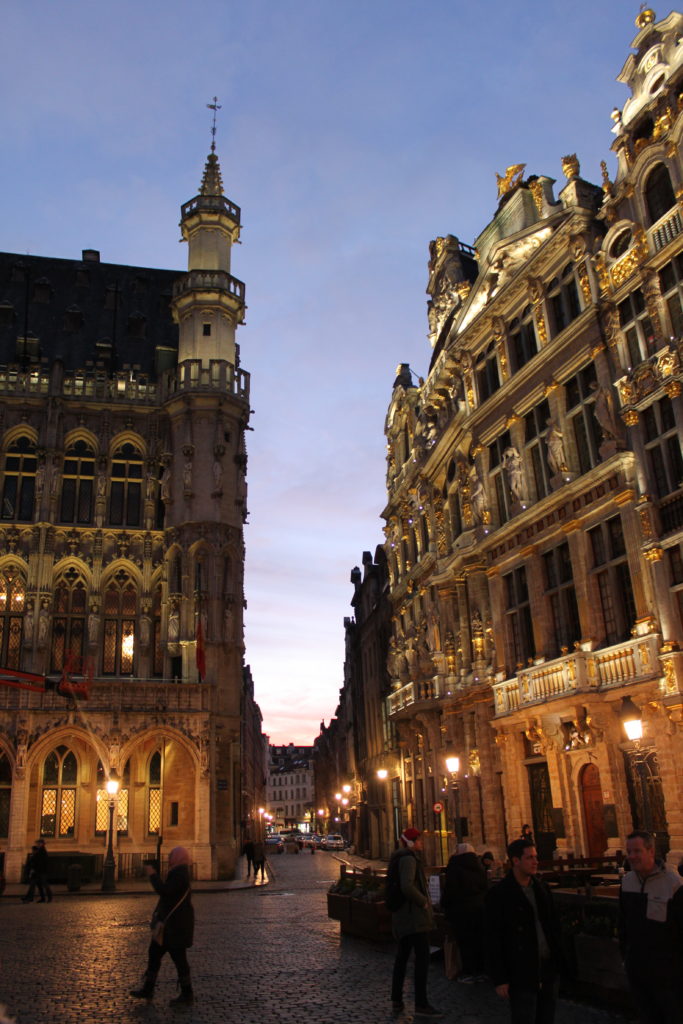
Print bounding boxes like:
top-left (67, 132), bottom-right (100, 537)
top-left (387, 827), bottom-right (442, 1017)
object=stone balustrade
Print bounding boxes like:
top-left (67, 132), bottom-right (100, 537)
top-left (492, 633), bottom-right (663, 716)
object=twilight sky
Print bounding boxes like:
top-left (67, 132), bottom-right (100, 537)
top-left (2, 0), bottom-right (639, 743)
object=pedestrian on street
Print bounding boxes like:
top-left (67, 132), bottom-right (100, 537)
top-left (388, 827), bottom-right (442, 1017)
top-left (619, 829), bottom-right (683, 1024)
top-left (252, 839), bottom-right (266, 881)
top-left (243, 838), bottom-right (255, 878)
top-left (21, 839), bottom-right (52, 903)
top-left (129, 845), bottom-right (195, 1005)
top-left (441, 842), bottom-right (488, 983)
top-left (485, 838), bottom-right (564, 1024)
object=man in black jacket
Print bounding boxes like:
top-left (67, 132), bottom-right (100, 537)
top-left (485, 839), bottom-right (563, 1024)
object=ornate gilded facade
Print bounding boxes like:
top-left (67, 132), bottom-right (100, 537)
top-left (0, 146), bottom-right (252, 880)
top-left (382, 10), bottom-right (683, 867)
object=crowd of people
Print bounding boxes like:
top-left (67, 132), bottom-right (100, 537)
top-left (386, 825), bottom-right (683, 1023)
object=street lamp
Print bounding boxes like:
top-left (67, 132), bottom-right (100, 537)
top-left (258, 807), bottom-right (264, 836)
top-left (621, 696), bottom-right (643, 744)
top-left (101, 769), bottom-right (120, 892)
top-left (317, 808), bottom-right (325, 833)
top-left (445, 755), bottom-right (461, 845)
top-left (376, 768), bottom-right (388, 780)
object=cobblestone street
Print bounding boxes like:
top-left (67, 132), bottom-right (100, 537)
top-left (1, 853), bottom-right (631, 1024)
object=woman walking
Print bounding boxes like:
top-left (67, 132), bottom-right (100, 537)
top-left (129, 845), bottom-right (195, 1005)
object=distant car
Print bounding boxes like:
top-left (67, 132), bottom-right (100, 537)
top-left (322, 834), bottom-right (345, 850)
top-left (265, 834), bottom-right (284, 854)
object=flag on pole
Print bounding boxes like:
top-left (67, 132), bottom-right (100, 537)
top-left (195, 616), bottom-right (206, 681)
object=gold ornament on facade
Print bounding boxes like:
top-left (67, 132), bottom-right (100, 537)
top-left (600, 160), bottom-right (613, 196)
top-left (561, 154), bottom-right (580, 181)
top-left (653, 109), bottom-right (673, 141)
top-left (617, 377), bottom-right (637, 405)
top-left (593, 252), bottom-right (610, 296)
top-left (465, 372), bottom-right (474, 408)
top-left (622, 409), bottom-right (640, 426)
top-left (610, 247), bottom-right (641, 289)
top-left (497, 342), bottom-right (510, 382)
top-left (676, 186), bottom-right (683, 207)
top-left (490, 316), bottom-right (505, 341)
top-left (528, 178), bottom-right (545, 214)
top-left (577, 262), bottom-right (592, 305)
top-left (644, 546), bottom-right (664, 562)
top-left (456, 281), bottom-right (472, 300)
top-left (496, 163), bottom-right (526, 199)
top-left (535, 309), bottom-right (548, 346)
top-left (664, 659), bottom-right (677, 694)
top-left (664, 379), bottom-right (682, 398)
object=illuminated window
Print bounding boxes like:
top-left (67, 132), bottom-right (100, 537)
top-left (1, 435), bottom-right (37, 521)
top-left (41, 746), bottom-right (77, 838)
top-left (102, 569), bottom-right (137, 675)
top-left (148, 750), bottom-right (162, 835)
top-left (95, 760), bottom-right (129, 835)
top-left (0, 570), bottom-right (25, 669)
top-left (0, 752), bottom-right (11, 838)
top-left (59, 440), bottom-right (95, 524)
top-left (108, 442), bottom-right (142, 527)
top-left (50, 569), bottom-right (87, 673)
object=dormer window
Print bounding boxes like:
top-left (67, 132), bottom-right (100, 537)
top-left (32, 278), bottom-right (52, 305)
top-left (127, 312), bottom-right (146, 338)
top-left (203, 323), bottom-right (211, 336)
top-left (63, 306), bottom-right (84, 333)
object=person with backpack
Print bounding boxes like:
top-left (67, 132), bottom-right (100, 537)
top-left (387, 827), bottom-right (442, 1017)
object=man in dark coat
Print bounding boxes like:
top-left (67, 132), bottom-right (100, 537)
top-left (130, 846), bottom-right (195, 1005)
top-left (388, 827), bottom-right (442, 1017)
top-left (485, 838), bottom-right (564, 1024)
top-left (442, 842), bottom-right (488, 982)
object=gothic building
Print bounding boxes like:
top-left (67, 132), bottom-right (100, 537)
top-left (0, 145), bottom-right (252, 880)
top-left (383, 9), bottom-right (683, 867)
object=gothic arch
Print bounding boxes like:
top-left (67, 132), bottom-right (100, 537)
top-left (100, 559), bottom-right (143, 591)
top-left (52, 557), bottom-right (93, 590)
top-left (108, 431), bottom-right (148, 460)
top-left (1, 424), bottom-right (38, 449)
top-left (62, 427), bottom-right (100, 453)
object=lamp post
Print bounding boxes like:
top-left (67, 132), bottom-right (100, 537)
top-left (445, 755), bottom-right (461, 845)
top-left (258, 806), bottom-right (264, 838)
top-left (101, 769), bottom-right (120, 892)
top-left (620, 696), bottom-right (654, 833)
top-left (317, 808), bottom-right (325, 834)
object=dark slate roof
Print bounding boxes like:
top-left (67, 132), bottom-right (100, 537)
top-left (0, 250), bottom-right (181, 379)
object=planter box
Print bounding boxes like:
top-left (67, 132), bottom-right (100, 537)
top-left (327, 892), bottom-right (352, 927)
top-left (574, 934), bottom-right (627, 993)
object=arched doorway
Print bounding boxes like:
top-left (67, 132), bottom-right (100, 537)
top-left (580, 762), bottom-right (607, 857)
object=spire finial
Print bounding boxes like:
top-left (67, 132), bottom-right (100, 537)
top-left (207, 96), bottom-right (222, 153)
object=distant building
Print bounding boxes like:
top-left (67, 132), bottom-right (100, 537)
top-left (266, 743), bottom-right (314, 830)
top-left (0, 144), bottom-right (255, 880)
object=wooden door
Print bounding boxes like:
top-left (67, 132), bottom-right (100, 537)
top-left (580, 762), bottom-right (607, 857)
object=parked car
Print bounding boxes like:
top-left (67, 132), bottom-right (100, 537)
top-left (322, 834), bottom-right (345, 850)
top-left (265, 834), bottom-right (284, 854)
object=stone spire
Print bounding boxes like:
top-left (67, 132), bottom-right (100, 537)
top-left (200, 151), bottom-right (224, 198)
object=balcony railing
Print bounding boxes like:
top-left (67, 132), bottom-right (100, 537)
top-left (659, 489), bottom-right (683, 535)
top-left (388, 676), bottom-right (444, 716)
top-left (649, 206), bottom-right (683, 254)
top-left (172, 270), bottom-right (245, 302)
top-left (492, 634), bottom-right (662, 715)
top-left (168, 358), bottom-right (250, 400)
top-left (181, 195), bottom-right (241, 222)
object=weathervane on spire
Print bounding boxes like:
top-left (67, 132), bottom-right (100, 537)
top-left (207, 96), bottom-right (222, 152)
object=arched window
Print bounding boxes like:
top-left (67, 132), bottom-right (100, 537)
top-left (60, 440), bottom-right (95, 524)
top-left (95, 759), bottom-right (130, 836)
top-left (0, 752), bottom-right (11, 838)
top-left (508, 306), bottom-right (538, 373)
top-left (41, 746), bottom-right (77, 838)
top-left (645, 163), bottom-right (676, 225)
top-left (108, 442), bottom-right (143, 527)
top-left (102, 569), bottom-right (137, 675)
top-left (1, 435), bottom-right (37, 521)
top-left (148, 750), bottom-right (162, 835)
top-left (51, 569), bottom-right (87, 672)
top-left (0, 569), bottom-right (25, 669)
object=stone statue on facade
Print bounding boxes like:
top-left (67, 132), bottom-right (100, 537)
top-left (503, 446), bottom-right (525, 501)
top-left (591, 383), bottom-right (619, 440)
top-left (546, 420), bottom-right (568, 475)
top-left (37, 601), bottom-right (49, 648)
top-left (468, 463), bottom-right (489, 524)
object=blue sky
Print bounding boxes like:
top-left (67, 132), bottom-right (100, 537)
top-left (2, 0), bottom-right (639, 742)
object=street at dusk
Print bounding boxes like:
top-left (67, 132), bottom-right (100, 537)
top-left (0, 854), bottom-right (628, 1024)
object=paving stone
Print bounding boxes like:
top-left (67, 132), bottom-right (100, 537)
top-left (0, 853), bottom-right (632, 1023)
